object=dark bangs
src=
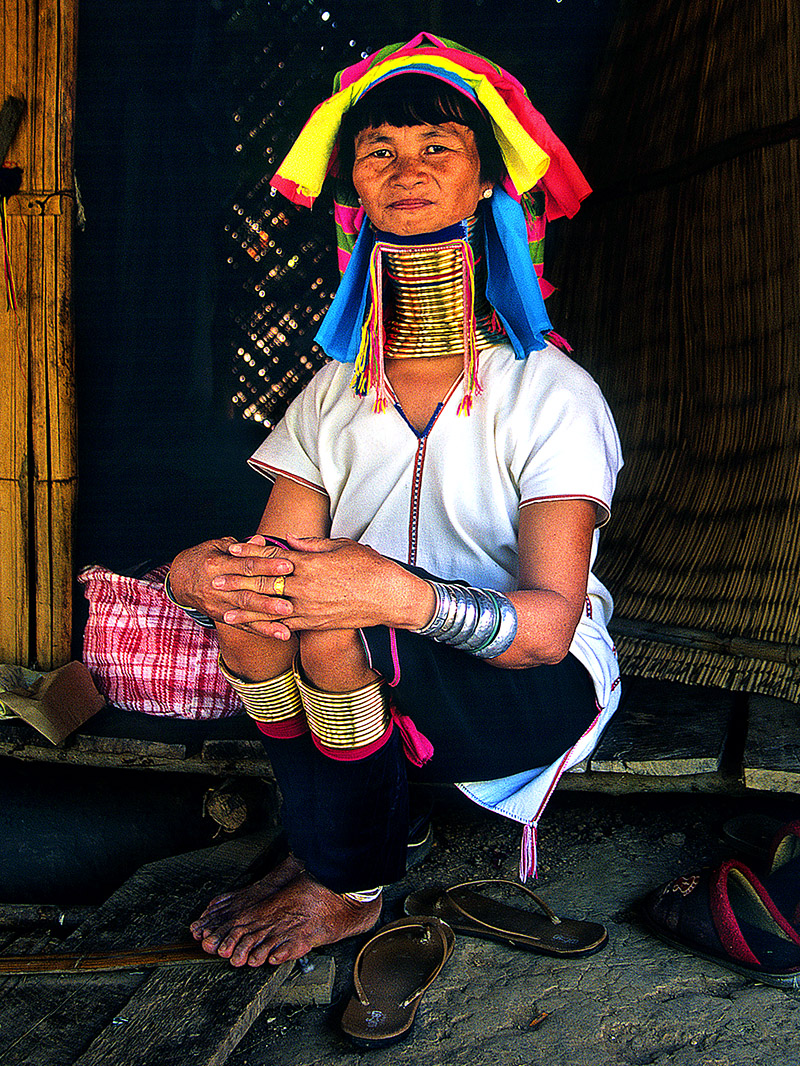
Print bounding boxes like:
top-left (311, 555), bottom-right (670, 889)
top-left (337, 73), bottom-right (505, 186)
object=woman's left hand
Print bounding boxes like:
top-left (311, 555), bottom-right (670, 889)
top-left (214, 533), bottom-right (434, 639)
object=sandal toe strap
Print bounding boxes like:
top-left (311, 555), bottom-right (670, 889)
top-left (445, 878), bottom-right (561, 933)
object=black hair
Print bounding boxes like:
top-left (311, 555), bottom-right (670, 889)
top-left (337, 73), bottom-right (505, 189)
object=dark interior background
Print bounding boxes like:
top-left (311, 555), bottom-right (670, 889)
top-left (72, 0), bottom-right (620, 644)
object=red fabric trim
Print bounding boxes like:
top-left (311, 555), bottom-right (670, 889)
top-left (309, 721), bottom-right (393, 761)
top-left (709, 862), bottom-right (760, 966)
top-left (387, 628), bottom-right (401, 687)
top-left (401, 373), bottom-right (463, 565)
top-left (255, 716), bottom-right (309, 740)
top-left (269, 172), bottom-right (314, 208)
top-left (389, 705), bottom-right (434, 767)
top-left (407, 437), bottom-right (428, 567)
top-left (247, 461), bottom-right (329, 497)
top-left (519, 493), bottom-right (611, 526)
top-left (710, 860), bottom-right (800, 967)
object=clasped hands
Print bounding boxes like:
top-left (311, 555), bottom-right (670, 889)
top-left (170, 533), bottom-right (435, 641)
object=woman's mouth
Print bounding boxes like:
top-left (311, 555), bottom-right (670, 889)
top-left (388, 199), bottom-right (433, 210)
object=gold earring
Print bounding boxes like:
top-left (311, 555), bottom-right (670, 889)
top-left (482, 188), bottom-right (493, 200)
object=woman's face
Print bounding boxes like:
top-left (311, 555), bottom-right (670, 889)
top-left (352, 122), bottom-right (492, 236)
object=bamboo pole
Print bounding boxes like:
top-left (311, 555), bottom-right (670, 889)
top-left (1, 0), bottom-right (77, 668)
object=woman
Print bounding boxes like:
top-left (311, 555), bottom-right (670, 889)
top-left (169, 33), bottom-right (622, 968)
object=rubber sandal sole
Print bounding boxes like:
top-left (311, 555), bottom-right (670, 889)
top-left (404, 879), bottom-right (608, 958)
top-left (340, 915), bottom-right (455, 1047)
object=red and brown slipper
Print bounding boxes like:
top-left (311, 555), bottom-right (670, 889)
top-left (642, 858), bottom-right (800, 989)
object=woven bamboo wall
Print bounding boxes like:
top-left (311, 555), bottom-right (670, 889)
top-left (1, 0), bottom-right (77, 669)
top-left (550, 0), bottom-right (800, 700)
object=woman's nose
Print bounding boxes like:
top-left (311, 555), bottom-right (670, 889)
top-left (391, 155), bottom-right (425, 186)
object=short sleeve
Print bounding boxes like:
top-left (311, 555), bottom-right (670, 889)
top-left (247, 367), bottom-right (331, 492)
top-left (512, 350), bottom-right (622, 526)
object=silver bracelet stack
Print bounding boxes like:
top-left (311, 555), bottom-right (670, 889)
top-left (413, 581), bottom-right (518, 658)
top-left (164, 571), bottom-right (216, 628)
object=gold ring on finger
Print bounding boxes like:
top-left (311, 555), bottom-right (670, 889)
top-left (272, 574), bottom-right (285, 597)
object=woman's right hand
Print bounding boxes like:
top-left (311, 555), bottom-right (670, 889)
top-left (168, 537), bottom-right (292, 626)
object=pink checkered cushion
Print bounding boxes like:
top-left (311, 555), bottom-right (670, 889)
top-left (78, 564), bottom-right (243, 718)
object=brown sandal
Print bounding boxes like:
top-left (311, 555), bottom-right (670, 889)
top-left (405, 879), bottom-right (608, 958)
top-left (340, 915), bottom-right (455, 1047)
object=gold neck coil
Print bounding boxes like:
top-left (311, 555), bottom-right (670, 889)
top-left (380, 225), bottom-right (506, 360)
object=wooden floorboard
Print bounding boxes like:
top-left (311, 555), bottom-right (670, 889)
top-left (743, 694), bottom-right (800, 792)
top-left (589, 676), bottom-right (738, 777)
top-left (72, 959), bottom-right (293, 1066)
top-left (0, 833), bottom-right (288, 1066)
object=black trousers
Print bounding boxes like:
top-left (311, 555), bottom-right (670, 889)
top-left (258, 626), bottom-right (597, 894)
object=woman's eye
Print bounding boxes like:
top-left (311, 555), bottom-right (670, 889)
top-left (426, 144), bottom-right (448, 154)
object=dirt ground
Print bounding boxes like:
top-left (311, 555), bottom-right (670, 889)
top-left (227, 786), bottom-right (800, 1066)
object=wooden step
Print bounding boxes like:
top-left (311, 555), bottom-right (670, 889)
top-left (0, 832), bottom-right (330, 1066)
top-left (590, 675), bottom-right (738, 777)
top-left (2, 679), bottom-right (799, 795)
top-left (743, 694), bottom-right (800, 793)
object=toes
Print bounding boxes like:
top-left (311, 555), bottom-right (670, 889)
top-left (229, 929), bottom-right (273, 967)
top-left (253, 937), bottom-right (298, 967)
top-left (200, 931), bottom-right (225, 954)
top-left (198, 891), bottom-right (235, 917)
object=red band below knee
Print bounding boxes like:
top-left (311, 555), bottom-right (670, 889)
top-left (254, 716), bottom-right (309, 740)
top-left (309, 721), bottom-right (394, 761)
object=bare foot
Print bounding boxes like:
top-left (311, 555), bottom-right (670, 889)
top-left (190, 857), bottom-right (381, 967)
top-left (190, 853), bottom-right (302, 949)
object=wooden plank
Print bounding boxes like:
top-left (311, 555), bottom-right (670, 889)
top-left (30, 201), bottom-right (77, 670)
top-left (0, 3), bottom-right (30, 666)
top-left (0, 480), bottom-right (28, 663)
top-left (201, 738), bottom-right (267, 764)
top-left (0, 741), bottom-right (275, 775)
top-left (557, 768), bottom-right (744, 795)
top-left (743, 694), bottom-right (800, 792)
top-left (279, 956), bottom-right (335, 1007)
top-left (0, 721), bottom-right (275, 775)
top-left (72, 960), bottom-right (292, 1066)
top-left (0, 903), bottom-right (93, 929)
top-left (0, 832), bottom-right (282, 1066)
top-left (590, 676), bottom-right (736, 776)
top-left (71, 735), bottom-right (189, 761)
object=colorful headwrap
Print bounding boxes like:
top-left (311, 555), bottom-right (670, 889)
top-left (270, 33), bottom-right (591, 407)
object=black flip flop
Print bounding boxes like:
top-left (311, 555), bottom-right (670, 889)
top-left (340, 915), bottom-right (455, 1048)
top-left (404, 879), bottom-right (608, 958)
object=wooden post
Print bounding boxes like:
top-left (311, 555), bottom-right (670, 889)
top-left (1, 0), bottom-right (77, 669)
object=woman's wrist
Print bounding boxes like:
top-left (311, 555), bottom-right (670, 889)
top-left (395, 571), bottom-right (438, 631)
top-left (164, 570), bottom-right (215, 628)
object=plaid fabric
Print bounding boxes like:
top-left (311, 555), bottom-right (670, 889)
top-left (78, 564), bottom-right (243, 719)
